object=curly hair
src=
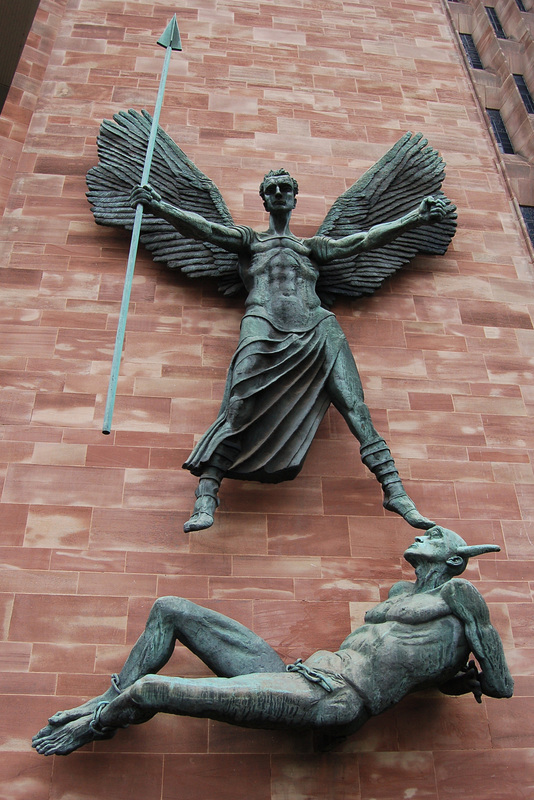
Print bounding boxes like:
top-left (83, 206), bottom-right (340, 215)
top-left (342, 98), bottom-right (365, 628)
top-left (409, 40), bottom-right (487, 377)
top-left (258, 169), bottom-right (299, 199)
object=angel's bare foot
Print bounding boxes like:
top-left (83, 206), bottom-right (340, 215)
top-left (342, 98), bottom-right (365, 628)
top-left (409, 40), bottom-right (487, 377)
top-left (32, 715), bottom-right (114, 756)
top-left (184, 494), bottom-right (219, 532)
top-left (383, 490), bottom-right (435, 530)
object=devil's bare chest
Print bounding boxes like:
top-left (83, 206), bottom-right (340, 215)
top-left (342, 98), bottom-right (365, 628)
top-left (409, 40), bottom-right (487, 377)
top-left (365, 588), bottom-right (451, 625)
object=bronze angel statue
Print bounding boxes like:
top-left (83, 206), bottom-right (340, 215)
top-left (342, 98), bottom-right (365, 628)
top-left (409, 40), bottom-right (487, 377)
top-left (87, 110), bottom-right (457, 533)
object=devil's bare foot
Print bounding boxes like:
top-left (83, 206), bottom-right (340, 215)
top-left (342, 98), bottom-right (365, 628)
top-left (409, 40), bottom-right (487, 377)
top-left (32, 723), bottom-right (59, 746)
top-left (32, 715), bottom-right (114, 756)
top-left (48, 693), bottom-right (109, 726)
top-left (383, 492), bottom-right (435, 530)
top-left (183, 494), bottom-right (218, 532)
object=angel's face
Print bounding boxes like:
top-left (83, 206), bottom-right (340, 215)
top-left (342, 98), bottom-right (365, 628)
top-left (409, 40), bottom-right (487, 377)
top-left (262, 179), bottom-right (297, 214)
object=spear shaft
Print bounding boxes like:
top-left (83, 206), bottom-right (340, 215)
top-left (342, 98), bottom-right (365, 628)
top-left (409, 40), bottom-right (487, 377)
top-left (102, 15), bottom-right (182, 434)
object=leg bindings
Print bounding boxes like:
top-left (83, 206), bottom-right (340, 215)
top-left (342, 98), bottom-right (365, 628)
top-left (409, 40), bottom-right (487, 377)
top-left (360, 438), bottom-right (434, 530)
top-left (183, 475), bottom-right (221, 533)
top-left (184, 443), bottom-right (240, 533)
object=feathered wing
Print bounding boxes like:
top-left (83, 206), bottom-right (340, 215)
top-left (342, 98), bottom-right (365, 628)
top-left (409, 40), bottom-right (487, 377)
top-left (315, 132), bottom-right (457, 305)
top-left (86, 109), bottom-right (243, 296)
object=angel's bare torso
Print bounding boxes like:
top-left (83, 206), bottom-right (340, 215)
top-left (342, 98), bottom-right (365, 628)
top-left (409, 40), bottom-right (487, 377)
top-left (240, 231), bottom-right (328, 331)
top-left (135, 178), bottom-right (446, 335)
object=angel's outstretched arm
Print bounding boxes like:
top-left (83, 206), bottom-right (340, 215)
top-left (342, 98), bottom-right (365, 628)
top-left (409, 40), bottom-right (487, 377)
top-left (312, 196), bottom-right (448, 263)
top-left (131, 185), bottom-right (245, 254)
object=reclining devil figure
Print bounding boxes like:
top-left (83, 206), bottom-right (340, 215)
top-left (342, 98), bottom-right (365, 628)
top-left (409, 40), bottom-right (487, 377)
top-left (33, 526), bottom-right (512, 756)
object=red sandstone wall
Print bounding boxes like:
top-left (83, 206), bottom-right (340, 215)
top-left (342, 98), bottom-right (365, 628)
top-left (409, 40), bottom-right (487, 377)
top-left (1, 0), bottom-right (534, 798)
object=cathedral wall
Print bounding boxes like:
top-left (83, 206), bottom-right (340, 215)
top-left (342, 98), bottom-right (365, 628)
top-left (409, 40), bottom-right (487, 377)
top-left (1, 0), bottom-right (533, 797)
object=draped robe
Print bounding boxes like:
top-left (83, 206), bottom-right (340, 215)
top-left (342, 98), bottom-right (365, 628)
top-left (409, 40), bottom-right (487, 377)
top-left (183, 310), bottom-right (346, 483)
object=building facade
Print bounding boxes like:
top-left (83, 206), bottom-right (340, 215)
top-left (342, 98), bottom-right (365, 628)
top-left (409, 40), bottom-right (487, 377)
top-left (1, 0), bottom-right (534, 797)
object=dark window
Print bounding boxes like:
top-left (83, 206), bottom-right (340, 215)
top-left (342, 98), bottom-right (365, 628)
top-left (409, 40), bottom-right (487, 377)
top-left (0, 0), bottom-right (40, 114)
top-left (514, 75), bottom-right (534, 113)
top-left (515, 0), bottom-right (527, 11)
top-left (486, 108), bottom-right (514, 153)
top-left (520, 206), bottom-right (534, 245)
top-left (485, 6), bottom-right (507, 38)
top-left (460, 33), bottom-right (484, 69)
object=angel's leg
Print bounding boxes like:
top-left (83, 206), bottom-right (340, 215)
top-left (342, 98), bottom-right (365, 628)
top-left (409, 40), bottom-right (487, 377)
top-left (184, 441), bottom-right (240, 532)
top-left (184, 465), bottom-right (225, 533)
top-left (184, 317), bottom-right (273, 532)
top-left (184, 347), bottom-right (259, 532)
top-left (326, 340), bottom-right (434, 530)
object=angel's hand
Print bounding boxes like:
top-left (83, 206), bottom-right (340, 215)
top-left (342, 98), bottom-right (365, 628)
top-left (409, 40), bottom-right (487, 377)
top-left (418, 195), bottom-right (448, 223)
top-left (130, 184), bottom-right (162, 211)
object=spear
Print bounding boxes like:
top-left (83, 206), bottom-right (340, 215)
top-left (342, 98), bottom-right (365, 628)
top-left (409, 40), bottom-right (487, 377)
top-left (102, 15), bottom-right (182, 434)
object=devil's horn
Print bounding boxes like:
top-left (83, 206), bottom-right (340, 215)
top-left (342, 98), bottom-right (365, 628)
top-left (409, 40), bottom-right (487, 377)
top-left (456, 544), bottom-right (501, 558)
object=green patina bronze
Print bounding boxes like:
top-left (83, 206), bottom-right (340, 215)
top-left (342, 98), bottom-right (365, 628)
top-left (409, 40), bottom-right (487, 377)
top-left (32, 527), bottom-right (512, 755)
top-left (87, 115), bottom-right (457, 532)
top-left (102, 19), bottom-right (181, 435)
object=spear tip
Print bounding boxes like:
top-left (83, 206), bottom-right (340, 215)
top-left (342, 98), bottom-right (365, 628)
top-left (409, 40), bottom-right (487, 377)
top-left (157, 15), bottom-right (182, 51)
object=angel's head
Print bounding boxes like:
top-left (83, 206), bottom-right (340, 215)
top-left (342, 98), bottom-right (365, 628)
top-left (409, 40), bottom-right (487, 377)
top-left (259, 169), bottom-right (298, 213)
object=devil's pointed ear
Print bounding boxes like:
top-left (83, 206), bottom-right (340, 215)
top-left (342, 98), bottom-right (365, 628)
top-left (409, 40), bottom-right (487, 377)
top-left (446, 555), bottom-right (465, 571)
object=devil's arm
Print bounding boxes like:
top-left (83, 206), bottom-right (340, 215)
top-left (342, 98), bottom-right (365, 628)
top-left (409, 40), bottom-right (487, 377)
top-left (441, 579), bottom-right (514, 699)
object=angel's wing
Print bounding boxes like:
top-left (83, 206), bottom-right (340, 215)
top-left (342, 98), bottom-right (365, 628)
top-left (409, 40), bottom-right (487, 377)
top-left (86, 109), bottom-right (243, 296)
top-left (315, 132), bottom-right (457, 305)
